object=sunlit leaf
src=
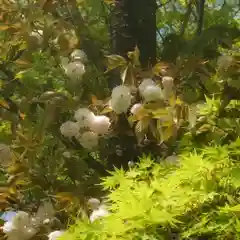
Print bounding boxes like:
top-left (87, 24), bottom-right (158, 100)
top-left (135, 117), bottom-right (151, 133)
top-left (127, 46), bottom-right (140, 66)
top-left (135, 107), bottom-right (149, 120)
top-left (104, 0), bottom-right (115, 4)
top-left (55, 192), bottom-right (79, 203)
top-left (121, 66), bottom-right (128, 84)
top-left (152, 108), bottom-right (169, 118)
top-left (128, 115), bottom-right (138, 126)
top-left (161, 125), bottom-right (173, 141)
top-left (105, 54), bottom-right (127, 72)
top-left (7, 163), bottom-right (26, 175)
top-left (149, 122), bottom-right (160, 141)
top-left (100, 106), bottom-right (113, 114)
top-left (0, 99), bottom-right (10, 109)
top-left (196, 124), bottom-right (212, 134)
top-left (14, 59), bottom-right (30, 66)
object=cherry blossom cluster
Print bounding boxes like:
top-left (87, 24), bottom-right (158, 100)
top-left (61, 49), bottom-right (88, 82)
top-left (60, 108), bottom-right (110, 150)
top-left (60, 65), bottom-right (176, 149)
top-left (1, 201), bottom-right (65, 240)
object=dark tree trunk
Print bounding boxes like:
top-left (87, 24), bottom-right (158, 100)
top-left (104, 0), bottom-right (157, 170)
top-left (131, 0), bottom-right (157, 69)
top-left (109, 0), bottom-right (157, 87)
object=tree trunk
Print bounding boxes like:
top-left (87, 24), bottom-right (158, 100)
top-left (131, 0), bottom-right (157, 69)
top-left (109, 0), bottom-right (156, 87)
top-left (104, 0), bottom-right (157, 170)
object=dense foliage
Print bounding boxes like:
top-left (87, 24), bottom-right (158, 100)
top-left (0, 0), bottom-right (239, 239)
top-left (66, 140), bottom-right (240, 239)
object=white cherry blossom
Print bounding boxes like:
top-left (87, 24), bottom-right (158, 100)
top-left (77, 131), bottom-right (99, 150)
top-left (88, 198), bottom-right (101, 210)
top-left (74, 108), bottom-right (95, 128)
top-left (142, 85), bottom-right (163, 102)
top-left (111, 85), bottom-right (131, 114)
top-left (65, 61), bottom-right (85, 81)
top-left (2, 211), bottom-right (37, 240)
top-left (138, 78), bottom-right (156, 95)
top-left (90, 205), bottom-right (109, 223)
top-left (60, 121), bottom-right (80, 138)
top-left (71, 49), bottom-right (88, 63)
top-left (90, 115), bottom-right (110, 134)
top-left (130, 103), bottom-right (142, 115)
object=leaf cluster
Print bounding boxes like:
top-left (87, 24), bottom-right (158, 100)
top-left (65, 139), bottom-right (240, 239)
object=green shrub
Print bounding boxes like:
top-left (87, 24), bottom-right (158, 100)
top-left (65, 139), bottom-right (240, 239)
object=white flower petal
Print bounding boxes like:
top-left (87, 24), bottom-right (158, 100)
top-left (130, 103), bottom-right (142, 115)
top-left (74, 108), bottom-right (95, 128)
top-left (65, 62), bottom-right (85, 80)
top-left (90, 206), bottom-right (109, 223)
top-left (90, 115), bottom-right (110, 134)
top-left (71, 49), bottom-right (87, 63)
top-left (78, 132), bottom-right (99, 150)
top-left (111, 85), bottom-right (130, 98)
top-left (138, 78), bottom-right (155, 95)
top-left (11, 211), bottom-right (30, 229)
top-left (142, 85), bottom-right (163, 102)
top-left (48, 230), bottom-right (65, 240)
top-left (2, 221), bottom-right (15, 233)
top-left (60, 121), bottom-right (80, 138)
top-left (88, 198), bottom-right (101, 210)
top-left (111, 85), bottom-right (131, 114)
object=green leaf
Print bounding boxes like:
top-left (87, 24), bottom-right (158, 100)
top-left (105, 54), bottom-right (127, 72)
